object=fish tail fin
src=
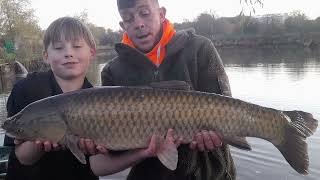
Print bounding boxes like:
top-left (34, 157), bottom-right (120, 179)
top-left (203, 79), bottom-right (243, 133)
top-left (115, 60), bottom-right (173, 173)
top-left (284, 111), bottom-right (318, 137)
top-left (276, 111), bottom-right (318, 175)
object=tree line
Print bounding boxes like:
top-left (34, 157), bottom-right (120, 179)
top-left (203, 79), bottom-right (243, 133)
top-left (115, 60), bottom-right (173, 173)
top-left (0, 0), bottom-right (123, 63)
top-left (1, 0), bottom-right (42, 62)
top-left (175, 11), bottom-right (320, 38)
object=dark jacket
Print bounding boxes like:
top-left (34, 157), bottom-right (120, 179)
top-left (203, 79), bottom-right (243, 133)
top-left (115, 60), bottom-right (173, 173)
top-left (4, 70), bottom-right (98, 180)
top-left (101, 29), bottom-right (235, 180)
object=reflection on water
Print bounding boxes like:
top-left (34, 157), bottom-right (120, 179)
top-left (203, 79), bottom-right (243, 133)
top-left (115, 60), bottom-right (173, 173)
top-left (219, 47), bottom-right (320, 65)
top-left (0, 48), bottom-right (319, 180)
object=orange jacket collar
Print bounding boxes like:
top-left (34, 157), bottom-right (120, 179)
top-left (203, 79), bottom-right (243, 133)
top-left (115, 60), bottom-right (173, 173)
top-left (122, 19), bottom-right (176, 67)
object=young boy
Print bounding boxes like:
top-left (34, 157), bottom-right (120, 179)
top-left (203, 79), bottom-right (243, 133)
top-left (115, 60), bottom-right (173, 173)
top-left (4, 16), bottom-right (178, 180)
top-left (3, 17), bottom-right (98, 180)
top-left (101, 0), bottom-right (236, 179)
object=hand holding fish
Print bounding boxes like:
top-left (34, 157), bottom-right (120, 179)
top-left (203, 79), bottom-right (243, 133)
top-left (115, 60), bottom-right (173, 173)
top-left (78, 138), bottom-right (108, 155)
top-left (89, 129), bottom-right (183, 176)
top-left (14, 139), bottom-right (62, 165)
top-left (189, 130), bottom-right (223, 151)
top-left (14, 139), bottom-right (61, 152)
top-left (139, 129), bottom-right (183, 158)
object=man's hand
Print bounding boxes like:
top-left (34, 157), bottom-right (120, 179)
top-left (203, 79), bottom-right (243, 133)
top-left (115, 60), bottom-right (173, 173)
top-left (189, 130), bottom-right (223, 151)
top-left (141, 129), bottom-right (183, 158)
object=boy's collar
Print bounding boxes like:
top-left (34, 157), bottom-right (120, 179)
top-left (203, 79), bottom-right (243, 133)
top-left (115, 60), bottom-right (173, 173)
top-left (48, 70), bottom-right (93, 94)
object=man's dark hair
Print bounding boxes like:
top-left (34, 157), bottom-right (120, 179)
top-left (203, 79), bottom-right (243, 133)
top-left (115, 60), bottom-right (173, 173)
top-left (117, 0), bottom-right (159, 9)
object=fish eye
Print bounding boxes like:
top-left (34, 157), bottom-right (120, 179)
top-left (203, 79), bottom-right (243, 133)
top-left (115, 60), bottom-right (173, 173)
top-left (16, 128), bottom-right (23, 134)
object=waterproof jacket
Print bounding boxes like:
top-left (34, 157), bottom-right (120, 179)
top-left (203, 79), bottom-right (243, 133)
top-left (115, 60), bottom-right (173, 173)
top-left (101, 29), bottom-right (235, 180)
top-left (4, 70), bottom-right (98, 180)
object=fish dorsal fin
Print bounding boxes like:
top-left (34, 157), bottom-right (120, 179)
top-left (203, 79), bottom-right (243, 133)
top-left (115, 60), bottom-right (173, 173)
top-left (149, 80), bottom-right (191, 91)
top-left (156, 137), bottom-right (179, 170)
top-left (224, 136), bottom-right (252, 151)
top-left (64, 134), bottom-right (86, 164)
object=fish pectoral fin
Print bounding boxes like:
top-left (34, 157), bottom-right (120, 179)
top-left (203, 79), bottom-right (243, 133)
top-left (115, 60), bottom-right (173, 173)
top-left (149, 80), bottom-right (191, 91)
top-left (224, 136), bottom-right (252, 151)
top-left (65, 134), bottom-right (86, 164)
top-left (156, 138), bottom-right (178, 170)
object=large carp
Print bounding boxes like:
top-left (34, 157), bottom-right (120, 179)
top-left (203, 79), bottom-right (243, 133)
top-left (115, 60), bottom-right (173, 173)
top-left (2, 81), bottom-right (318, 174)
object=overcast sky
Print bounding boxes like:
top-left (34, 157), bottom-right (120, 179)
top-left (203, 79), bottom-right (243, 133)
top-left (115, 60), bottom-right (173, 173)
top-left (30, 0), bottom-right (320, 30)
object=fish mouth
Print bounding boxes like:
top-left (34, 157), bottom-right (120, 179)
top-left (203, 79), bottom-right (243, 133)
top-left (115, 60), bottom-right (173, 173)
top-left (1, 122), bottom-right (16, 138)
top-left (3, 132), bottom-right (17, 139)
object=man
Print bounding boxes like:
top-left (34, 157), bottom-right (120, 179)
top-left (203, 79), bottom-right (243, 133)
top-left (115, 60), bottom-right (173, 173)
top-left (101, 0), bottom-right (235, 179)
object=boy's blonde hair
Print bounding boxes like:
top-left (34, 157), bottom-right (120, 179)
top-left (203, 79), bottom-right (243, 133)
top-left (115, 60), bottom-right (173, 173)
top-left (43, 17), bottom-right (96, 51)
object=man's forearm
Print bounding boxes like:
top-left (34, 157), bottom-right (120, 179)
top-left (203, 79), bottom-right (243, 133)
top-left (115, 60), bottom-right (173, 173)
top-left (89, 149), bottom-right (148, 176)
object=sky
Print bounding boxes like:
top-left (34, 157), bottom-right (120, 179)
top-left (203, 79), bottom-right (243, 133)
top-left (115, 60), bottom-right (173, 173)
top-left (30, 0), bottom-right (320, 30)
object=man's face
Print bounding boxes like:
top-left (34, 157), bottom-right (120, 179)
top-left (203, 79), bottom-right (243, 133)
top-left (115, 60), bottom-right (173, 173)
top-left (119, 0), bottom-right (166, 52)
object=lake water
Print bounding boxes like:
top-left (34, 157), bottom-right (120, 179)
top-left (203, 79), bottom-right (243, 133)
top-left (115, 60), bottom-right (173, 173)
top-left (220, 48), bottom-right (320, 180)
top-left (1, 47), bottom-right (319, 180)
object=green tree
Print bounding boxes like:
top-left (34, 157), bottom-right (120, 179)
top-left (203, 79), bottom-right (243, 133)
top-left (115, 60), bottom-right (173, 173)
top-left (174, 19), bottom-right (195, 31)
top-left (284, 11), bottom-right (309, 33)
top-left (74, 10), bottom-right (108, 46)
top-left (101, 28), bottom-right (123, 45)
top-left (212, 18), bottom-right (235, 35)
top-left (314, 17), bottom-right (320, 30)
top-left (0, 0), bottom-right (43, 61)
top-left (88, 24), bottom-right (106, 45)
top-left (194, 13), bottom-right (215, 37)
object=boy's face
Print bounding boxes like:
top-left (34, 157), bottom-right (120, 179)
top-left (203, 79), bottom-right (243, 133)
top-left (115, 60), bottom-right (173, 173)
top-left (43, 38), bottom-right (96, 80)
top-left (119, 0), bottom-right (166, 52)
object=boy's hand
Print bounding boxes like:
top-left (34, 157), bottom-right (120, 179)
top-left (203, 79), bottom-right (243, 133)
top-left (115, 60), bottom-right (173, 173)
top-left (14, 139), bottom-right (61, 165)
top-left (14, 139), bottom-right (61, 152)
top-left (189, 130), bottom-right (223, 151)
top-left (79, 138), bottom-right (108, 155)
top-left (36, 140), bottom-right (61, 152)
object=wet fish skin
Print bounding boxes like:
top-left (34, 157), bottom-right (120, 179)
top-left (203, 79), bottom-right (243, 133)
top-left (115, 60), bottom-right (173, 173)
top-left (2, 85), bottom-right (318, 174)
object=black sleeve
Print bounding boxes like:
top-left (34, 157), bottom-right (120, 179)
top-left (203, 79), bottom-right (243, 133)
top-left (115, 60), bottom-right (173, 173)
top-left (101, 64), bottom-right (114, 86)
top-left (197, 39), bottom-right (232, 96)
top-left (4, 83), bottom-right (27, 146)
